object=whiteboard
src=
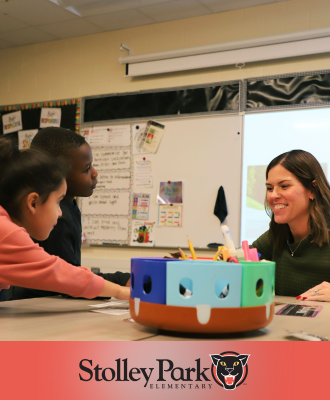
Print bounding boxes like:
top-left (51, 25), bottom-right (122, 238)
top-left (132, 114), bottom-right (242, 248)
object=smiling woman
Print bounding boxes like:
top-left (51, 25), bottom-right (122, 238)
top-left (252, 150), bottom-right (330, 302)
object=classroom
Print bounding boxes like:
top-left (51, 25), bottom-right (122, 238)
top-left (1, 0), bottom-right (330, 342)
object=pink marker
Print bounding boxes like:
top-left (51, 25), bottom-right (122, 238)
top-left (249, 248), bottom-right (259, 262)
top-left (242, 240), bottom-right (250, 261)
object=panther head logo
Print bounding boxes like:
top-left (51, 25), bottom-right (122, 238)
top-left (210, 351), bottom-right (249, 390)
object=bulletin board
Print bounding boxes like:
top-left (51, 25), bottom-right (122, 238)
top-left (80, 114), bottom-right (242, 249)
top-left (0, 98), bottom-right (81, 146)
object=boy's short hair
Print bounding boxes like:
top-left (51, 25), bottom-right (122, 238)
top-left (31, 127), bottom-right (86, 158)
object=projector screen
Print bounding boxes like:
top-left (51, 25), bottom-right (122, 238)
top-left (241, 108), bottom-right (330, 244)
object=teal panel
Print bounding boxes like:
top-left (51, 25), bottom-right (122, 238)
top-left (166, 260), bottom-right (242, 308)
top-left (241, 261), bottom-right (275, 307)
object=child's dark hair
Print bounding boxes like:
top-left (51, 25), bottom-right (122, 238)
top-left (31, 127), bottom-right (86, 158)
top-left (0, 137), bottom-right (67, 220)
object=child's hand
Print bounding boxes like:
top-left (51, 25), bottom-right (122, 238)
top-left (116, 286), bottom-right (130, 300)
top-left (99, 281), bottom-right (130, 300)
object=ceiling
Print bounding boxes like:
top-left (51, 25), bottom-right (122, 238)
top-left (0, 0), bottom-right (287, 49)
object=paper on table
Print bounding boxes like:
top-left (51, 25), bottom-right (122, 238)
top-left (85, 125), bottom-right (130, 147)
top-left (88, 301), bottom-right (128, 308)
top-left (81, 191), bottom-right (130, 215)
top-left (158, 204), bottom-right (183, 227)
top-left (82, 216), bottom-right (129, 241)
top-left (132, 193), bottom-right (150, 220)
top-left (18, 129), bottom-right (38, 149)
top-left (91, 309), bottom-right (129, 315)
top-left (134, 160), bottom-right (153, 188)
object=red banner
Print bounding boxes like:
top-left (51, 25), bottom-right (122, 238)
top-left (0, 342), bottom-right (328, 399)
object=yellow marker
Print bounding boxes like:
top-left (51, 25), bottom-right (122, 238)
top-left (187, 236), bottom-right (197, 260)
top-left (212, 249), bottom-right (221, 261)
top-left (213, 246), bottom-right (224, 261)
top-left (179, 248), bottom-right (188, 260)
top-left (222, 248), bottom-right (231, 261)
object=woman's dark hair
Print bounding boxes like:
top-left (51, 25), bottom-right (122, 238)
top-left (0, 137), bottom-right (67, 220)
top-left (265, 149), bottom-right (330, 252)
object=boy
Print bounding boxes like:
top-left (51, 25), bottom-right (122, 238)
top-left (4, 127), bottom-right (130, 300)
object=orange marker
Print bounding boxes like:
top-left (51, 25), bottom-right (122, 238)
top-left (187, 236), bottom-right (197, 260)
top-left (222, 248), bottom-right (231, 261)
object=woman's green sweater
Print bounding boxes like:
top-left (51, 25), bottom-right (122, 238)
top-left (252, 231), bottom-right (330, 296)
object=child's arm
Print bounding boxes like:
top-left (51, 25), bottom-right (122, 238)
top-left (0, 225), bottom-right (123, 299)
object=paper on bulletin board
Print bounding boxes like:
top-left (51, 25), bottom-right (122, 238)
top-left (97, 171), bottom-right (131, 190)
top-left (130, 221), bottom-right (155, 246)
top-left (92, 148), bottom-right (131, 170)
top-left (2, 110), bottom-right (23, 134)
top-left (140, 120), bottom-right (165, 153)
top-left (134, 159), bottom-right (153, 188)
top-left (157, 181), bottom-right (183, 204)
top-left (84, 125), bottom-right (130, 147)
top-left (132, 124), bottom-right (150, 155)
top-left (132, 193), bottom-right (150, 220)
top-left (82, 215), bottom-right (129, 241)
top-left (40, 108), bottom-right (61, 128)
top-left (158, 204), bottom-right (183, 227)
top-left (18, 129), bottom-right (38, 149)
top-left (81, 191), bottom-right (130, 215)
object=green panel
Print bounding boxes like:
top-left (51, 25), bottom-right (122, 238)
top-left (241, 261), bottom-right (275, 307)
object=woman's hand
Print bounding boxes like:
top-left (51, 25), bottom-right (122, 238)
top-left (298, 281), bottom-right (330, 301)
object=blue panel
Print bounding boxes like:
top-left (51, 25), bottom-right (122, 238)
top-left (166, 260), bottom-right (242, 308)
top-left (131, 258), bottom-right (182, 305)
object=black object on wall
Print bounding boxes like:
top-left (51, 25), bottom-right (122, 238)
top-left (246, 73), bottom-right (330, 109)
top-left (83, 83), bottom-right (240, 123)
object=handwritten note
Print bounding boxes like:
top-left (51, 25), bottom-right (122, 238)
top-left (93, 148), bottom-right (130, 170)
top-left (18, 129), bottom-right (38, 149)
top-left (97, 171), bottom-right (131, 190)
top-left (81, 191), bottom-right (130, 215)
top-left (84, 125), bottom-right (130, 147)
top-left (2, 111), bottom-right (23, 134)
top-left (82, 216), bottom-right (129, 241)
top-left (40, 108), bottom-right (61, 128)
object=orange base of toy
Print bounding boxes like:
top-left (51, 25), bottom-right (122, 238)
top-left (129, 298), bottom-right (274, 333)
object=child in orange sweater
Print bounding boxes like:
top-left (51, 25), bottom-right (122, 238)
top-left (0, 137), bottom-right (129, 300)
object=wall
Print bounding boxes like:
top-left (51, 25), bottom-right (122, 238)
top-left (1, 0), bottom-right (330, 268)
